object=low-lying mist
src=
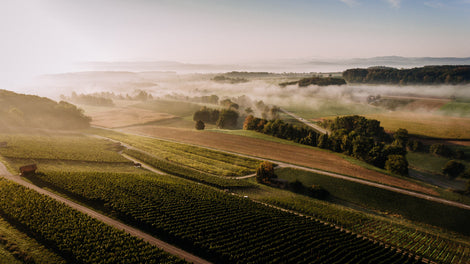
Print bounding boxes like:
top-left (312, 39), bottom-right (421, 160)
top-left (18, 71), bottom-right (470, 118)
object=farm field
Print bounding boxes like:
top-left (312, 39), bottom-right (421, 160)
top-left (0, 215), bottom-right (65, 264)
top-left (0, 131), bottom-right (468, 263)
top-left (283, 99), bottom-right (384, 119)
top-left (120, 125), bottom-right (439, 195)
top-left (274, 168), bottom-right (470, 235)
top-left (92, 128), bottom-right (259, 177)
top-left (237, 181), bottom-right (470, 264)
top-left (23, 168), bottom-right (423, 264)
top-left (90, 107), bottom-right (175, 128)
top-left (0, 179), bottom-right (184, 264)
top-left (364, 112), bottom-right (470, 139)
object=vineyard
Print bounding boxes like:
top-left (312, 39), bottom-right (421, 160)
top-left (0, 134), bottom-right (128, 163)
top-left (91, 129), bottom-right (259, 176)
top-left (0, 179), bottom-right (184, 264)
top-left (260, 193), bottom-right (470, 264)
top-left (123, 149), bottom-right (255, 189)
top-left (28, 169), bottom-right (423, 264)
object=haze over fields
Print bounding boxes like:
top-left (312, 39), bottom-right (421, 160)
top-left (2, 0), bottom-right (470, 90)
top-left (1, 1), bottom-right (470, 264)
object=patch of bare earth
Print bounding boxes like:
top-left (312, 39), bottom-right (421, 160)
top-left (123, 125), bottom-right (438, 196)
top-left (90, 107), bottom-right (175, 128)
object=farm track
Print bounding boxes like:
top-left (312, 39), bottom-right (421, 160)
top-left (115, 148), bottom-right (437, 264)
top-left (280, 108), bottom-right (329, 134)
top-left (0, 162), bottom-right (211, 264)
top-left (118, 125), bottom-right (439, 196)
top-left (105, 128), bottom-right (470, 211)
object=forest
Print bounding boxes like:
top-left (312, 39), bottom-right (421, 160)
top-left (342, 65), bottom-right (470, 85)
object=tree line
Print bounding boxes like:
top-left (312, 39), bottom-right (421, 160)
top-left (343, 65), bottom-right (470, 85)
top-left (193, 107), bottom-right (239, 129)
top-left (244, 115), bottom-right (410, 176)
top-left (279, 77), bottom-right (346, 87)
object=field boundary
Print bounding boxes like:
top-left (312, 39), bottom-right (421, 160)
top-left (0, 161), bottom-right (212, 264)
top-left (96, 129), bottom-right (470, 211)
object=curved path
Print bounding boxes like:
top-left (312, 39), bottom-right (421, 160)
top-left (0, 163), bottom-right (211, 264)
top-left (102, 131), bottom-right (470, 211)
top-left (280, 108), bottom-right (329, 134)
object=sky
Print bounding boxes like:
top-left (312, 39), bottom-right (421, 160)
top-left (1, 0), bottom-right (470, 87)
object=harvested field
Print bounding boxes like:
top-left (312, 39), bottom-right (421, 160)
top-left (122, 125), bottom-right (438, 196)
top-left (90, 107), bottom-right (175, 128)
top-left (365, 112), bottom-right (470, 139)
top-left (401, 99), bottom-right (449, 111)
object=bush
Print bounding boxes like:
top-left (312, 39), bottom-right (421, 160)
top-left (442, 160), bottom-right (466, 179)
top-left (385, 155), bottom-right (409, 176)
top-left (256, 161), bottom-right (276, 184)
top-left (195, 120), bottom-right (205, 130)
top-left (307, 185), bottom-right (329, 200)
top-left (430, 144), bottom-right (454, 158)
top-left (407, 140), bottom-right (424, 152)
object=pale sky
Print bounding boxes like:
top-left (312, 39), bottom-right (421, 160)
top-left (1, 0), bottom-right (470, 86)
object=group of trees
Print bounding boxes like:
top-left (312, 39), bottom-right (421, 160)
top-left (279, 77), bottom-right (346, 87)
top-left (343, 66), bottom-right (470, 85)
top-left (244, 116), bottom-right (318, 146)
top-left (193, 107), bottom-right (239, 129)
top-left (255, 162), bottom-right (329, 199)
top-left (64, 92), bottom-right (115, 106)
top-left (212, 75), bottom-right (249, 84)
top-left (322, 117), bottom-right (409, 175)
top-left (245, 115), bottom-right (410, 176)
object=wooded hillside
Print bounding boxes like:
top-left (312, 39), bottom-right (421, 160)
top-left (343, 65), bottom-right (470, 85)
top-left (0, 89), bottom-right (91, 130)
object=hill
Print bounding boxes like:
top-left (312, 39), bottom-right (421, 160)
top-left (0, 89), bottom-right (90, 130)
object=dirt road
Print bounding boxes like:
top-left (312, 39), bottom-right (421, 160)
top-left (280, 108), bottom-right (329, 134)
top-left (121, 125), bottom-right (439, 196)
top-left (0, 162), bottom-right (211, 264)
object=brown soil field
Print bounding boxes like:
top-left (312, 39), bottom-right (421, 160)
top-left (90, 107), bottom-right (175, 128)
top-left (122, 125), bottom-right (438, 196)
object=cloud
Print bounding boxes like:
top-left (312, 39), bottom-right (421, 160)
top-left (424, 1), bottom-right (445, 8)
top-left (340, 0), bottom-right (359, 7)
top-left (386, 0), bottom-right (402, 8)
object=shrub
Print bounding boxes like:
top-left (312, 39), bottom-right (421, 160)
top-left (442, 160), bottom-right (466, 179)
top-left (256, 161), bottom-right (276, 184)
top-left (429, 144), bottom-right (454, 158)
top-left (195, 120), bottom-right (205, 130)
top-left (385, 155), bottom-right (409, 176)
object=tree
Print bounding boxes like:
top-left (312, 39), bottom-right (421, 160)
top-left (318, 134), bottom-right (329, 149)
top-left (256, 161), bottom-right (276, 184)
top-left (442, 160), bottom-right (465, 179)
top-left (392, 128), bottom-right (408, 149)
top-left (195, 120), bottom-right (205, 130)
top-left (216, 109), bottom-right (239, 129)
top-left (429, 144), bottom-right (454, 158)
top-left (385, 155), bottom-right (408, 176)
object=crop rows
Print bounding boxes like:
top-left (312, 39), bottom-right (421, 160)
top-left (124, 148), bottom-right (254, 189)
top-left (93, 129), bottom-right (259, 176)
top-left (263, 196), bottom-right (470, 264)
top-left (0, 134), bottom-right (127, 163)
top-left (31, 170), bottom-right (423, 264)
top-left (0, 179), bottom-right (184, 264)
